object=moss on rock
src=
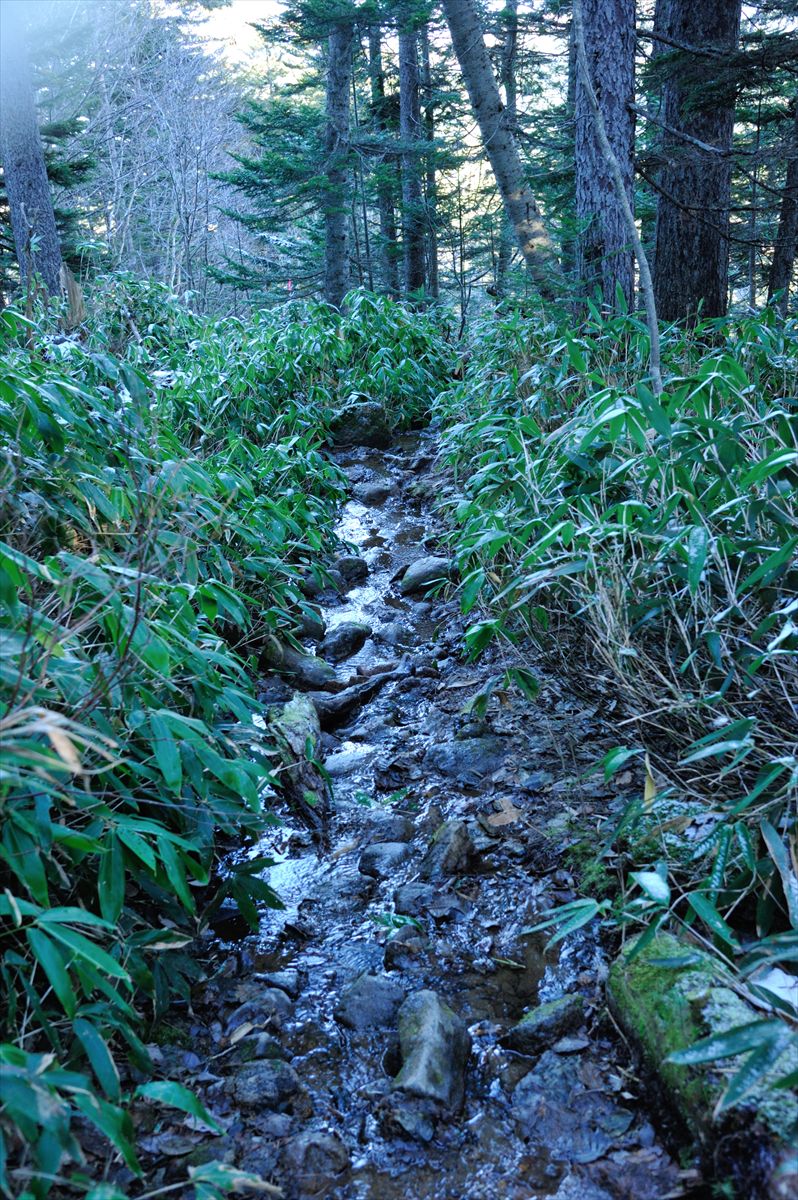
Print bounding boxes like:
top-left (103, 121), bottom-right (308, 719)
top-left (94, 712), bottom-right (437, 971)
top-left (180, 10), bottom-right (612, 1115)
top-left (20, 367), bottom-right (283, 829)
top-left (608, 931), bottom-right (798, 1198)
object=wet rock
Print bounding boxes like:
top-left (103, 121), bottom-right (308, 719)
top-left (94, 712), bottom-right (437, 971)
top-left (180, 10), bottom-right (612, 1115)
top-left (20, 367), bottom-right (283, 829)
top-left (512, 1051), bottom-right (633, 1162)
top-left (324, 746), bottom-right (376, 777)
top-left (503, 994), bottom-right (585, 1056)
top-left (320, 620), bottom-right (371, 662)
top-left (226, 988), bottom-right (294, 1034)
top-left (608, 931), bottom-right (798, 1196)
top-left (270, 693), bottom-right (331, 829)
top-left (283, 1130), bottom-right (350, 1196)
top-left (330, 400), bottom-right (391, 450)
top-left (393, 882), bottom-right (437, 917)
top-left (280, 646), bottom-right (338, 688)
top-left (334, 972), bottom-right (405, 1032)
top-left (377, 620), bottom-right (414, 649)
top-left (358, 841), bottom-right (413, 880)
top-left (257, 969), bottom-right (302, 1000)
top-left (226, 1059), bottom-right (304, 1110)
top-left (308, 667), bottom-right (404, 730)
top-left (384, 925), bottom-right (427, 972)
top-left (296, 607), bottom-right (326, 642)
top-left (353, 480), bottom-right (397, 505)
top-left (369, 811), bottom-right (415, 842)
top-left (393, 989), bottom-right (471, 1112)
top-left (379, 1095), bottom-right (437, 1143)
top-left (425, 736), bottom-right (507, 786)
top-left (419, 820), bottom-right (474, 880)
top-left (400, 556), bottom-right (452, 596)
top-left (335, 554), bottom-right (369, 585)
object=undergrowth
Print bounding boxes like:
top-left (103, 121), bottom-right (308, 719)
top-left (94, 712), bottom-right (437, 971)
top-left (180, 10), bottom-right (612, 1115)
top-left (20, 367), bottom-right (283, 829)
top-left (439, 301), bottom-right (798, 1108)
top-left (0, 280), bottom-right (454, 1197)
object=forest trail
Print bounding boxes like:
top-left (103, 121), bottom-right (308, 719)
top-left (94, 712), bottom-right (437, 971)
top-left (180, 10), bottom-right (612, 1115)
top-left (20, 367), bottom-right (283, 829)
top-left (164, 435), bottom-right (696, 1200)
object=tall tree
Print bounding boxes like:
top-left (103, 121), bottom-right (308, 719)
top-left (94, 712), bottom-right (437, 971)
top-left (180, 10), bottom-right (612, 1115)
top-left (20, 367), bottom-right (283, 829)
top-left (767, 106), bottom-right (798, 314)
top-left (0, 0), bottom-right (63, 296)
top-left (496, 0), bottom-right (519, 296)
top-left (651, 0), bottom-right (742, 321)
top-left (323, 18), bottom-right (355, 308)
top-left (419, 21), bottom-right (439, 299)
top-left (367, 24), bottom-right (400, 294)
top-left (398, 4), bottom-right (426, 295)
top-left (440, 0), bottom-right (562, 300)
top-left (574, 0), bottom-right (635, 310)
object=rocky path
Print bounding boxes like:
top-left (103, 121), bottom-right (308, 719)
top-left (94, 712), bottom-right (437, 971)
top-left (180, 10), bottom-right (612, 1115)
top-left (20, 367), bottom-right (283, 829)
top-left (149, 435), bottom-right (704, 1200)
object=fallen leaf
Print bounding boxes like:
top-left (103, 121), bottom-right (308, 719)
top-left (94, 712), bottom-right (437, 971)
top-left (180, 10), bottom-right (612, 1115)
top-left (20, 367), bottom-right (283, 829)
top-left (486, 796), bottom-right (522, 827)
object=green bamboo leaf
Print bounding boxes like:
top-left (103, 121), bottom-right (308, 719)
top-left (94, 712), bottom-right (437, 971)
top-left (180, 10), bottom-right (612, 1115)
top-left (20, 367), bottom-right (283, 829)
top-left (716, 1032), bottom-right (794, 1112)
top-left (73, 1018), bottom-right (121, 1101)
top-left (99, 834), bottom-right (125, 924)
top-left (135, 1080), bottom-right (221, 1132)
top-left (26, 928), bottom-right (76, 1017)
top-left (686, 891), bottom-right (740, 949)
top-left (760, 821), bottom-right (798, 929)
top-left (686, 526), bottom-right (708, 596)
top-left (631, 870), bottom-right (671, 905)
top-left (668, 1019), bottom-right (782, 1066)
top-left (149, 712), bottom-right (182, 794)
top-left (44, 924), bottom-right (130, 983)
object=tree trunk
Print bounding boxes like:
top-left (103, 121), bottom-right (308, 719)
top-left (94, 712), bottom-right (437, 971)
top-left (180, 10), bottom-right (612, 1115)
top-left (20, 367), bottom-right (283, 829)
top-left (420, 24), bottom-right (439, 300)
top-left (767, 108), bottom-right (798, 315)
top-left (323, 22), bottom-right (354, 308)
top-left (0, 0), bottom-right (63, 296)
top-left (574, 0), bottom-right (635, 311)
top-left (368, 26), bottom-right (400, 294)
top-left (398, 12), bottom-right (425, 296)
top-left (652, 0), bottom-right (742, 321)
top-left (496, 0), bottom-right (518, 296)
top-left (441, 0), bottom-right (561, 300)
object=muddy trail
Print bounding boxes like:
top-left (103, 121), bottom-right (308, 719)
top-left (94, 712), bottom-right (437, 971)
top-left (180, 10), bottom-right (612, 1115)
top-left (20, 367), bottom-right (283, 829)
top-left (147, 435), bottom-right (702, 1200)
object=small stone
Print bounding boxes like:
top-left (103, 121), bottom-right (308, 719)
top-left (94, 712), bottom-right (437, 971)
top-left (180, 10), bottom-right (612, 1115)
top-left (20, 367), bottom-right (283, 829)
top-left (334, 972), bottom-right (405, 1031)
top-left (418, 820), bottom-right (474, 880)
top-left (335, 555), bottom-right (369, 585)
top-left (283, 1130), bottom-right (350, 1195)
top-left (393, 989), bottom-right (471, 1112)
top-left (226, 1059), bottom-right (303, 1109)
top-left (503, 993), bottom-right (585, 1055)
top-left (370, 812), bottom-right (416, 843)
top-left (279, 647), bottom-right (338, 688)
top-left (393, 882), bottom-right (437, 917)
top-left (320, 621), bottom-right (371, 662)
top-left (400, 556), bottom-right (453, 596)
top-left (358, 841), bottom-right (413, 880)
top-left (425, 737), bottom-right (507, 787)
top-left (353, 480), bottom-right (397, 505)
top-left (226, 988), bottom-right (293, 1034)
top-left (257, 969), bottom-right (302, 1000)
top-left (384, 925), bottom-right (427, 972)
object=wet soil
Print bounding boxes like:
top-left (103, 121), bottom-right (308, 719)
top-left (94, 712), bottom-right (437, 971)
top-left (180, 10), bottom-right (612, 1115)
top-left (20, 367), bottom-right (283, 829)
top-left (143, 435), bottom-right (705, 1200)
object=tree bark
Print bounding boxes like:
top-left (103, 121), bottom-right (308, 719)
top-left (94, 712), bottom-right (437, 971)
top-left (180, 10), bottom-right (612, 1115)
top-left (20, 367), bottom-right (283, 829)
top-left (652, 0), bottom-right (742, 321)
top-left (368, 26), bottom-right (400, 294)
top-left (0, 0), bottom-right (63, 296)
top-left (496, 0), bottom-right (518, 296)
top-left (573, 0), bottom-right (662, 396)
top-left (441, 0), bottom-right (562, 300)
top-left (574, 0), bottom-right (636, 311)
top-left (398, 11), bottom-right (426, 296)
top-left (767, 107), bottom-right (798, 315)
top-left (420, 23), bottom-right (439, 300)
top-left (323, 22), bottom-right (354, 308)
